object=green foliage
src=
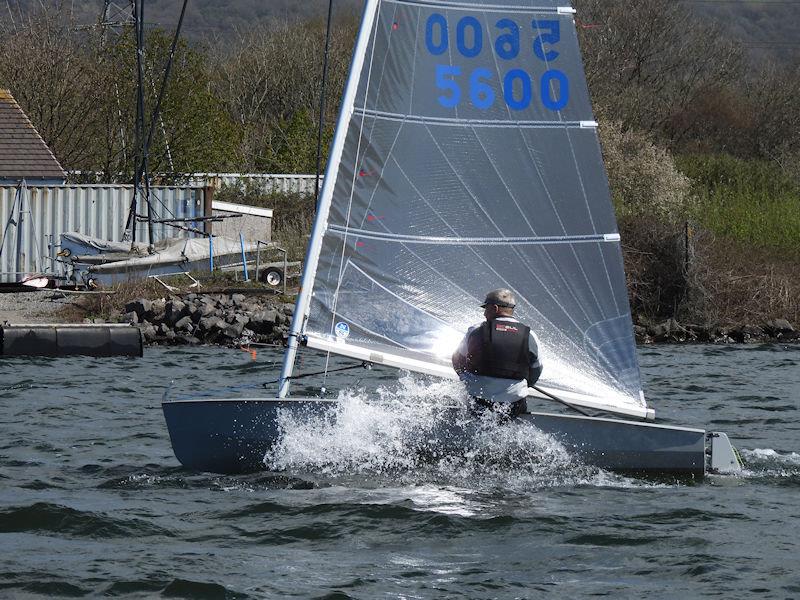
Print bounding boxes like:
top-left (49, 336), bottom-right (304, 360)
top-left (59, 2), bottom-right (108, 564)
top-left (677, 154), bottom-right (800, 255)
top-left (256, 109), bottom-right (332, 174)
top-left (99, 28), bottom-right (241, 179)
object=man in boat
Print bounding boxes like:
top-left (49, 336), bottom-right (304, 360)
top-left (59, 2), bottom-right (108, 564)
top-left (451, 289), bottom-right (542, 418)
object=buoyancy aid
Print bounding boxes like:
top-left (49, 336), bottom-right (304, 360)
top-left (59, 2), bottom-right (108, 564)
top-left (464, 319), bottom-right (531, 381)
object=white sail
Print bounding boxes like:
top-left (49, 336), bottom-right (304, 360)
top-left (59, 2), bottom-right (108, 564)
top-left (282, 0), bottom-right (650, 420)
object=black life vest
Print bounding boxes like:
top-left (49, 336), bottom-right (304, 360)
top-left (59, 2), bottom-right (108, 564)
top-left (464, 319), bottom-right (531, 381)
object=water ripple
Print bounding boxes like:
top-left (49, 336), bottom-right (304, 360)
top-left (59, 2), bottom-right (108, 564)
top-left (0, 503), bottom-right (174, 539)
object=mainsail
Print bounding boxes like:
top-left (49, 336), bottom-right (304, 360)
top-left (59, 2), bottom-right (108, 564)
top-left (280, 0), bottom-right (650, 419)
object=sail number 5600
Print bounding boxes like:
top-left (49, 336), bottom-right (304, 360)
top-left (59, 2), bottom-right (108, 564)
top-left (425, 13), bottom-right (569, 111)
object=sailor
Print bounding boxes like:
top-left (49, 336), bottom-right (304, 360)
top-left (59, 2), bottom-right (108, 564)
top-left (452, 289), bottom-right (542, 418)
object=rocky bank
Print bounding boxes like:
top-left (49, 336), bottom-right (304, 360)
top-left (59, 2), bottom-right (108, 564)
top-left (122, 293), bottom-right (294, 347)
top-left (117, 292), bottom-right (798, 348)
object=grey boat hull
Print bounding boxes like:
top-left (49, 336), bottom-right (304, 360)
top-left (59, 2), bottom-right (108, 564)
top-left (161, 398), bottom-right (739, 476)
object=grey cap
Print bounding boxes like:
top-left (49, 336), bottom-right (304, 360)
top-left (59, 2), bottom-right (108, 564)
top-left (480, 288), bottom-right (517, 309)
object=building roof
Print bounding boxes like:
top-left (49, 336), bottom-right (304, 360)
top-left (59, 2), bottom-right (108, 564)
top-left (0, 89), bottom-right (66, 181)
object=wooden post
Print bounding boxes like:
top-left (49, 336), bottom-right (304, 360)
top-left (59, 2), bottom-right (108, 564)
top-left (684, 220), bottom-right (691, 274)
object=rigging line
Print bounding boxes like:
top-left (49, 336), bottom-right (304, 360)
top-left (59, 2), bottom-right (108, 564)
top-left (0, 184), bottom-right (20, 260)
top-left (263, 362), bottom-right (371, 388)
top-left (314, 0), bottom-right (334, 206)
top-left (325, 0), bottom-right (383, 385)
top-left (530, 384), bottom-right (591, 417)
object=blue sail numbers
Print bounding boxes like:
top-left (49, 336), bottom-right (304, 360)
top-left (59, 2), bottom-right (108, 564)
top-left (425, 13), bottom-right (569, 111)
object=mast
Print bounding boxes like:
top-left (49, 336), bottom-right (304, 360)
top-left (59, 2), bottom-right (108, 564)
top-left (278, 0), bottom-right (380, 398)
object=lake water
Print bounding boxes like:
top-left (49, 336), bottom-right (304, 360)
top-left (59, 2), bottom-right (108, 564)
top-left (1, 344), bottom-right (799, 599)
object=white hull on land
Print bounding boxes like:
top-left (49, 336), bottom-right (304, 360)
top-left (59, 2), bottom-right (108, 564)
top-left (162, 398), bottom-right (741, 476)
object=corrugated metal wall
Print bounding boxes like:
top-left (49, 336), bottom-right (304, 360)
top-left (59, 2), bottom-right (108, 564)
top-left (0, 184), bottom-right (203, 282)
top-left (195, 173), bottom-right (321, 196)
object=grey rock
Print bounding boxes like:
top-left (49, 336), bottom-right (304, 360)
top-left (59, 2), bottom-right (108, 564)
top-left (231, 293), bottom-right (246, 306)
top-left (175, 334), bottom-right (201, 345)
top-left (195, 303), bottom-right (215, 318)
top-left (766, 318), bottom-right (794, 333)
top-left (150, 298), bottom-right (167, 323)
top-left (124, 298), bottom-right (151, 320)
top-left (648, 322), bottom-right (668, 339)
top-left (224, 320), bottom-right (245, 338)
top-left (282, 303), bottom-right (294, 315)
top-left (164, 300), bottom-right (187, 326)
top-left (124, 311), bottom-right (139, 324)
top-left (199, 316), bottom-right (223, 332)
top-left (175, 315), bottom-right (193, 331)
top-left (141, 325), bottom-right (157, 342)
top-left (157, 323), bottom-right (170, 336)
top-left (246, 311), bottom-right (275, 334)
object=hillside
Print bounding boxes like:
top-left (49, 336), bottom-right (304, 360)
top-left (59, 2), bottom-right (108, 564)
top-left (4, 0), bottom-right (799, 65)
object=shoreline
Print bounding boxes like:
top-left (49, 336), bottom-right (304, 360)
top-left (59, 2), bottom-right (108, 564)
top-left (1, 290), bottom-right (797, 348)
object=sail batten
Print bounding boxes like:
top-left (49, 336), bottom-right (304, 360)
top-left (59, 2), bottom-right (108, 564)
top-left (286, 0), bottom-right (648, 415)
top-left (329, 225), bottom-right (619, 245)
top-left (385, 0), bottom-right (567, 15)
top-left (354, 107), bottom-right (595, 128)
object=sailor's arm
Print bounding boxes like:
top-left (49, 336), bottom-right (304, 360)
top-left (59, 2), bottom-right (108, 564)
top-left (452, 326), bottom-right (476, 374)
top-left (528, 330), bottom-right (543, 383)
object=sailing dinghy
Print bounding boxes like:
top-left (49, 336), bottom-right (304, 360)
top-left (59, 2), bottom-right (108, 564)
top-left (163, 0), bottom-right (741, 476)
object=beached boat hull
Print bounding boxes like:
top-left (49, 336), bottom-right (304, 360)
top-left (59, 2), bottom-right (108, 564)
top-left (162, 398), bottom-right (739, 476)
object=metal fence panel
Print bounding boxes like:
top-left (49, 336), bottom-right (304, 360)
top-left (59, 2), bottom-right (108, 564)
top-left (0, 184), bottom-right (203, 282)
top-left (192, 173), bottom-right (321, 196)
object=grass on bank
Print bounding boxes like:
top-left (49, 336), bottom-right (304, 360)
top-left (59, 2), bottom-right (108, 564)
top-left (677, 154), bottom-right (800, 257)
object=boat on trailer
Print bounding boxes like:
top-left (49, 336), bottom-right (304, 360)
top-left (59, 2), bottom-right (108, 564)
top-left (163, 0), bottom-right (741, 476)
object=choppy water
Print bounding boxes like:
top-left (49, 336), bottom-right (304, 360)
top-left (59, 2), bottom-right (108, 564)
top-left (1, 344), bottom-right (799, 599)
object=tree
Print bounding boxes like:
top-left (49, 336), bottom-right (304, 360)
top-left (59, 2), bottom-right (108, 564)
top-left (209, 16), bottom-right (357, 172)
top-left (0, 4), bottom-right (240, 179)
top-left (575, 0), bottom-right (743, 149)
